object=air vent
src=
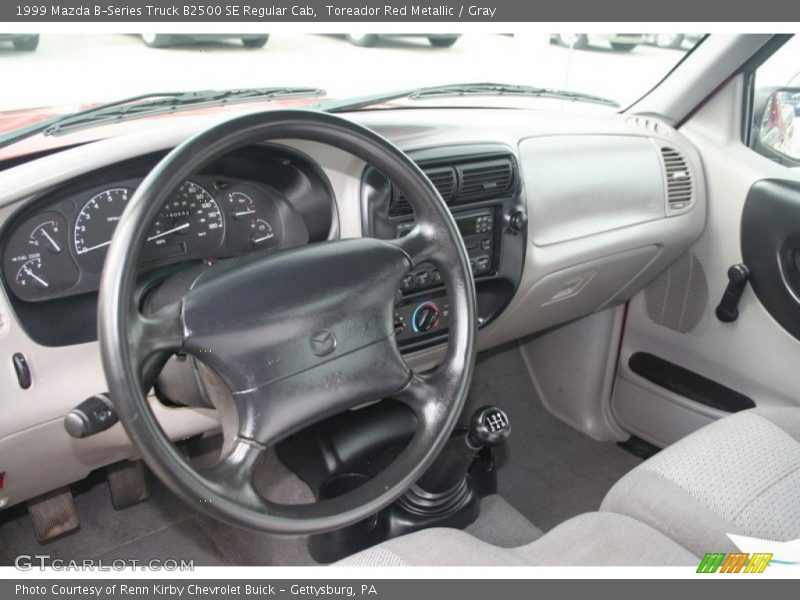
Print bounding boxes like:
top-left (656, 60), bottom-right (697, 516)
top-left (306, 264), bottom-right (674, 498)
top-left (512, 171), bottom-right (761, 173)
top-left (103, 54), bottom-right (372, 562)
top-left (627, 115), bottom-right (672, 136)
top-left (660, 147), bottom-right (693, 211)
top-left (456, 158), bottom-right (514, 203)
top-left (389, 166), bottom-right (457, 216)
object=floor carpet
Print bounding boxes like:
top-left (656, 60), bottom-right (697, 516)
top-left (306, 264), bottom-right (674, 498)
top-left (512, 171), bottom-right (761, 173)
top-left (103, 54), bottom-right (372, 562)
top-left (0, 342), bottom-right (639, 563)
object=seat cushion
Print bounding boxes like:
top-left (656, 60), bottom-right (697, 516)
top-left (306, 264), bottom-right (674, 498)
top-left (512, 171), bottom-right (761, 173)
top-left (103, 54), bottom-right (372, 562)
top-left (337, 512), bottom-right (697, 566)
top-left (601, 407), bottom-right (800, 556)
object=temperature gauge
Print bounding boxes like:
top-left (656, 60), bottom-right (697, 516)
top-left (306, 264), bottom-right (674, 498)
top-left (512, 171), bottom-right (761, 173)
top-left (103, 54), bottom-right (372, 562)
top-left (2, 212), bottom-right (79, 302)
top-left (29, 220), bottom-right (64, 254)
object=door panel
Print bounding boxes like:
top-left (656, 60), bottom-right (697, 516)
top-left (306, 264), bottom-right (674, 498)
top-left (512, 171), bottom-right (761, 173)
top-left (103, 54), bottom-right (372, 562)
top-left (742, 179), bottom-right (800, 341)
top-left (613, 74), bottom-right (800, 448)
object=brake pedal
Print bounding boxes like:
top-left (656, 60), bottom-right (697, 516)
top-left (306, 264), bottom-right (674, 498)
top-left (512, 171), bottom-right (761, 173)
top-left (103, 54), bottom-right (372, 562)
top-left (107, 460), bottom-right (150, 510)
top-left (27, 487), bottom-right (80, 543)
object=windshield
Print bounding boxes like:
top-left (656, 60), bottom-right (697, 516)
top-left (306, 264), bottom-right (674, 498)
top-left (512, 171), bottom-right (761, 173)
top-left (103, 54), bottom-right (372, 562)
top-left (0, 33), bottom-right (703, 133)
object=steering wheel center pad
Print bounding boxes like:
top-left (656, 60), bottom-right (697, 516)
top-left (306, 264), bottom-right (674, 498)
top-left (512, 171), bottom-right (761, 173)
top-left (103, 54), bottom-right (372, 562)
top-left (180, 238), bottom-right (414, 445)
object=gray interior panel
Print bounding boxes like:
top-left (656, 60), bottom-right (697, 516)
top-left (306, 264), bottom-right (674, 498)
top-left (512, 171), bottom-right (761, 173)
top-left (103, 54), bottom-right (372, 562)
top-left (508, 245), bottom-right (660, 334)
top-left (613, 74), bottom-right (800, 447)
top-left (519, 306), bottom-right (629, 442)
top-left (524, 135), bottom-right (665, 246)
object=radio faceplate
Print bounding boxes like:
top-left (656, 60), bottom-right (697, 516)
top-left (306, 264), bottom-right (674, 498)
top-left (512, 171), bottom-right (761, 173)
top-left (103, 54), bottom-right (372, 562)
top-left (395, 208), bottom-right (499, 295)
top-left (360, 143), bottom-right (527, 352)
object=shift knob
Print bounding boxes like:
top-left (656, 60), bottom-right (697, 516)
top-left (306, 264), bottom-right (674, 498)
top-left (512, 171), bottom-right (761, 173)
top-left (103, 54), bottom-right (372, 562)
top-left (468, 406), bottom-right (511, 449)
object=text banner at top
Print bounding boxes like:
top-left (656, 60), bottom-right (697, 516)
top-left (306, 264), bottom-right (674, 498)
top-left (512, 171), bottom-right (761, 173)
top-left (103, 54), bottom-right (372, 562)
top-left (1, 0), bottom-right (798, 22)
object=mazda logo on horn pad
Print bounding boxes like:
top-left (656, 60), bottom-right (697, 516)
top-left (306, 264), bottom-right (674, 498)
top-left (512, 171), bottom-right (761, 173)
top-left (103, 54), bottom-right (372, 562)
top-left (310, 329), bottom-right (337, 356)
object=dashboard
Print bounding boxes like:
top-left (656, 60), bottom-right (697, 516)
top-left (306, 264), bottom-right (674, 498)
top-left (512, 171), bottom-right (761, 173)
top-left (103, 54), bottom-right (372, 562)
top-left (0, 106), bottom-right (707, 511)
top-left (0, 144), bottom-right (334, 346)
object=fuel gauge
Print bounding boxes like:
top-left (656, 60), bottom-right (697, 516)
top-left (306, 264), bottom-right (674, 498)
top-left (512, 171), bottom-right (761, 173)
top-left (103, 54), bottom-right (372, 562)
top-left (2, 211), bottom-right (79, 302)
top-left (14, 257), bottom-right (49, 290)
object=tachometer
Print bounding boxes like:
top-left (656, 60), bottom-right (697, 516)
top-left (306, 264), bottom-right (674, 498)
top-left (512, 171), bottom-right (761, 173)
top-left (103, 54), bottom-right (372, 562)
top-left (74, 187), bottom-right (133, 272)
top-left (146, 181), bottom-right (224, 256)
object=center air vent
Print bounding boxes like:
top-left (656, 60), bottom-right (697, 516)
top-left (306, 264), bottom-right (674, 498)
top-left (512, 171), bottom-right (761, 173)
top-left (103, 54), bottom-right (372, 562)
top-left (389, 166), bottom-right (456, 216)
top-left (457, 158), bottom-right (514, 203)
top-left (386, 154), bottom-right (516, 217)
top-left (660, 146), bottom-right (693, 211)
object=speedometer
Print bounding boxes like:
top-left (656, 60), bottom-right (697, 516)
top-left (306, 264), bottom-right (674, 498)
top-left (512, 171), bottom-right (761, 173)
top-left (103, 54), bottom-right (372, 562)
top-left (74, 187), bottom-right (132, 272)
top-left (146, 181), bottom-right (224, 255)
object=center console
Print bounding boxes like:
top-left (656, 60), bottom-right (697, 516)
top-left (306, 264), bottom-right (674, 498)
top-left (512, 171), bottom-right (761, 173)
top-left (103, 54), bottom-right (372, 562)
top-left (273, 145), bottom-right (528, 563)
top-left (362, 144), bottom-right (527, 352)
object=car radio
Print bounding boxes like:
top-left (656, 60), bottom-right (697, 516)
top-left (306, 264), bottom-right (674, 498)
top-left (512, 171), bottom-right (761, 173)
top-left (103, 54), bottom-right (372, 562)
top-left (361, 144), bottom-right (527, 353)
top-left (395, 208), bottom-right (498, 294)
top-left (393, 208), bottom-right (502, 349)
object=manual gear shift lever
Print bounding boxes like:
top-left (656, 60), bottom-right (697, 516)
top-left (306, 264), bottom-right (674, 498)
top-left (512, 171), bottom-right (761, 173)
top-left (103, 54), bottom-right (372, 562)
top-left (468, 406), bottom-right (511, 449)
top-left (414, 405), bottom-right (511, 494)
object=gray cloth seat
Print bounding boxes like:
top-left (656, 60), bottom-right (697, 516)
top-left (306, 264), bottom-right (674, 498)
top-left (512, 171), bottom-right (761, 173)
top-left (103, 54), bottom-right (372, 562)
top-left (338, 512), bottom-right (697, 566)
top-left (601, 407), bottom-right (800, 557)
top-left (338, 407), bottom-right (800, 566)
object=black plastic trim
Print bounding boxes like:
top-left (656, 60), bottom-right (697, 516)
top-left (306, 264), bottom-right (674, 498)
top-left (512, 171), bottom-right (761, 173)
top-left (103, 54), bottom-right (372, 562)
top-left (360, 143), bottom-right (527, 352)
top-left (629, 352), bottom-right (755, 413)
top-left (742, 179), bottom-right (800, 342)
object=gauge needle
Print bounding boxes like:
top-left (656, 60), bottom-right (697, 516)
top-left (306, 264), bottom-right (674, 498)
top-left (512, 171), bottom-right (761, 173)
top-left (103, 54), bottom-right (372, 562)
top-left (252, 232), bottom-right (275, 244)
top-left (24, 266), bottom-right (48, 288)
top-left (234, 209), bottom-right (256, 217)
top-left (41, 229), bottom-right (61, 253)
top-left (147, 222), bottom-right (190, 242)
top-left (79, 240), bottom-right (112, 254)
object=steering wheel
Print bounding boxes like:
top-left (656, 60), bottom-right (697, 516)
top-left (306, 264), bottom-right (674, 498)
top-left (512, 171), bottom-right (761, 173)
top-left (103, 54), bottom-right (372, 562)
top-left (98, 110), bottom-right (477, 535)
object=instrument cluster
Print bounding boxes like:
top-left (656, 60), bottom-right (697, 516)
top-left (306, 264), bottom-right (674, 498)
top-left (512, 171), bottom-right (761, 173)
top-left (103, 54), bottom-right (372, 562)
top-left (3, 175), bottom-right (295, 302)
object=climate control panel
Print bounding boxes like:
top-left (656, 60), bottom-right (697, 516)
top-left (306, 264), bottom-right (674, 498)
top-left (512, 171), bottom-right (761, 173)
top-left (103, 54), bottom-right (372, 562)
top-left (364, 144), bottom-right (528, 353)
top-left (394, 296), bottom-right (450, 346)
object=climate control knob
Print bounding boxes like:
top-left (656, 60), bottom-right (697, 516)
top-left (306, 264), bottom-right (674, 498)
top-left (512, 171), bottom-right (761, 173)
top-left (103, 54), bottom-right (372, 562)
top-left (412, 301), bottom-right (441, 333)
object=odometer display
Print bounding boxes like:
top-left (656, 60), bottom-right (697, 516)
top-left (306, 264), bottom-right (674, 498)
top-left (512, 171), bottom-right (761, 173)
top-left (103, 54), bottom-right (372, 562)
top-left (146, 181), bottom-right (224, 255)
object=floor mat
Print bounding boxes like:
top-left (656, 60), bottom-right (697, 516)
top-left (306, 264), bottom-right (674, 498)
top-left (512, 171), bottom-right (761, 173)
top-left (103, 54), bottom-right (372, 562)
top-left (0, 452), bottom-right (318, 567)
top-left (466, 494), bottom-right (542, 548)
top-left (98, 520), bottom-right (227, 566)
top-left (0, 470), bottom-right (187, 565)
top-left (467, 343), bottom-right (643, 532)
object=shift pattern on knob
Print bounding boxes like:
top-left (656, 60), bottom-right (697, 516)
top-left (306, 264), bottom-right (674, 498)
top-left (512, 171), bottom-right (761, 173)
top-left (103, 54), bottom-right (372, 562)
top-left (483, 410), bottom-right (509, 433)
top-left (468, 405), bottom-right (511, 448)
